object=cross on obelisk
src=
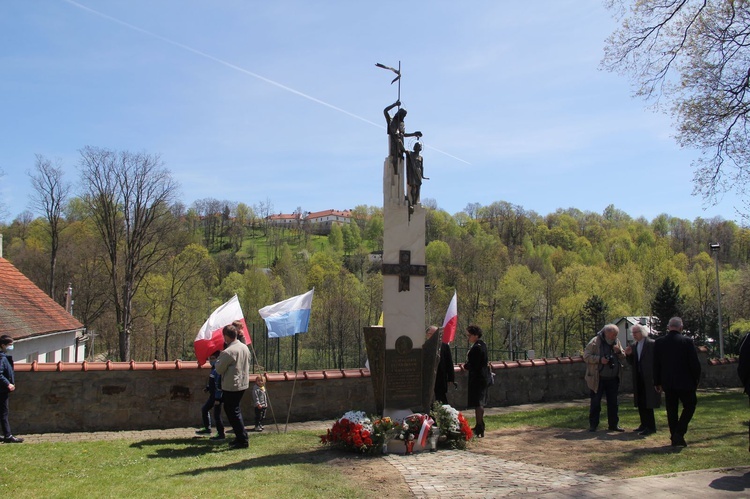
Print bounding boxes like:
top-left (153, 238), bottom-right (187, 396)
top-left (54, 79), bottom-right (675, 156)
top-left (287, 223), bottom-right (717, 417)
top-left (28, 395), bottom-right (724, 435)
top-left (382, 250), bottom-right (427, 292)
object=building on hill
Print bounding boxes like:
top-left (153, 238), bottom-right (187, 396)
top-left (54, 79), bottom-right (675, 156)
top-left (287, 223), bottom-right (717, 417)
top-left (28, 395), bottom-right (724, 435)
top-left (613, 316), bottom-right (659, 346)
top-left (305, 209), bottom-right (351, 235)
top-left (0, 256), bottom-right (86, 363)
top-left (267, 212), bottom-right (301, 228)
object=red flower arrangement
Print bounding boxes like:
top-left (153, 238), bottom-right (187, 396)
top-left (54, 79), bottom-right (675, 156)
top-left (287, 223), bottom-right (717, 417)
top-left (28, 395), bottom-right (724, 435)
top-left (320, 411), bottom-right (377, 453)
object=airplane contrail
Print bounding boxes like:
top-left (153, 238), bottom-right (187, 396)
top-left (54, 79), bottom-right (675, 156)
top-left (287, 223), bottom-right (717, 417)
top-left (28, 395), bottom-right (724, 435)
top-left (63, 0), bottom-right (470, 165)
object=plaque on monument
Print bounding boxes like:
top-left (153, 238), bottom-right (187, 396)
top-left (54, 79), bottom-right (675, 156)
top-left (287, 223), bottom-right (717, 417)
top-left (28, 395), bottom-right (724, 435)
top-left (384, 336), bottom-right (423, 409)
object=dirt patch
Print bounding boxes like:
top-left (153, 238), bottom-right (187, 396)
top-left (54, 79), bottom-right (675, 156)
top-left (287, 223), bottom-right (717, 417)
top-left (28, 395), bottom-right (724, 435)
top-left (326, 451), bottom-right (412, 498)
top-left (471, 425), bottom-right (678, 478)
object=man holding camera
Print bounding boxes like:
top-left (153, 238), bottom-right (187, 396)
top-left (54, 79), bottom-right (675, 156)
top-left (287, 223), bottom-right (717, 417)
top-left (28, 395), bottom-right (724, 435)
top-left (584, 324), bottom-right (626, 432)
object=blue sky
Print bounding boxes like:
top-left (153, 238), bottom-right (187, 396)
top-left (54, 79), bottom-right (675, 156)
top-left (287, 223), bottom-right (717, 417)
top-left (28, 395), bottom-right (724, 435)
top-left (0, 0), bottom-right (743, 225)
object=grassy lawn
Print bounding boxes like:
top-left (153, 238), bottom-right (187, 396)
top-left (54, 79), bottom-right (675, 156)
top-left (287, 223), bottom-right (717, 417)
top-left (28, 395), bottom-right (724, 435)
top-left (2, 391), bottom-right (747, 496)
top-left (0, 431), bottom-right (364, 499)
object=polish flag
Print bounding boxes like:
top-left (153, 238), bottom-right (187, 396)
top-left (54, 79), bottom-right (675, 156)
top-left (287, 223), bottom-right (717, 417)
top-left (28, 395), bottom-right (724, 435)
top-left (194, 295), bottom-right (247, 365)
top-left (441, 291), bottom-right (458, 343)
top-left (418, 417), bottom-right (434, 447)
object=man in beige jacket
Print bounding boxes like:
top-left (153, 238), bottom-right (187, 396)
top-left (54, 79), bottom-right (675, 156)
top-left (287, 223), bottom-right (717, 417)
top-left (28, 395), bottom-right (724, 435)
top-left (215, 324), bottom-right (251, 449)
top-left (584, 324), bottom-right (626, 432)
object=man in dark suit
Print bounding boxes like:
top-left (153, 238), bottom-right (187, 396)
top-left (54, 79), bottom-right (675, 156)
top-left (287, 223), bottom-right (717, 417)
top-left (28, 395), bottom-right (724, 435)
top-left (653, 317), bottom-right (701, 447)
top-left (738, 332), bottom-right (750, 452)
top-left (428, 326), bottom-right (457, 405)
top-left (625, 323), bottom-right (660, 435)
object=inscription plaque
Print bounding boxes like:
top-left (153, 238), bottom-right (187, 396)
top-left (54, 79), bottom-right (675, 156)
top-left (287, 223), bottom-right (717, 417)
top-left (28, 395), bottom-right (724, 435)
top-left (384, 348), bottom-right (423, 409)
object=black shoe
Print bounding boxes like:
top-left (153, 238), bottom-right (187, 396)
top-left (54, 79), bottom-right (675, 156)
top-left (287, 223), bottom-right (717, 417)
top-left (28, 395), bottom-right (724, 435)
top-left (633, 426), bottom-right (645, 432)
top-left (195, 427), bottom-right (211, 435)
top-left (608, 426), bottom-right (625, 432)
top-left (671, 436), bottom-right (687, 447)
top-left (229, 440), bottom-right (249, 449)
top-left (588, 426), bottom-right (597, 432)
top-left (639, 428), bottom-right (656, 436)
top-left (4, 436), bottom-right (24, 443)
top-left (210, 434), bottom-right (225, 440)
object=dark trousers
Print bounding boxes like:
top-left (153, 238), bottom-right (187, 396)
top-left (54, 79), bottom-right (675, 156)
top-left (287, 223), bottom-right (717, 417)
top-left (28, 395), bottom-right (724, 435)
top-left (223, 390), bottom-right (248, 444)
top-left (254, 406), bottom-right (266, 427)
top-left (0, 391), bottom-right (10, 438)
top-left (635, 376), bottom-right (656, 431)
top-left (201, 395), bottom-right (225, 436)
top-left (589, 377), bottom-right (619, 429)
top-left (434, 389), bottom-right (448, 405)
top-left (664, 389), bottom-right (697, 439)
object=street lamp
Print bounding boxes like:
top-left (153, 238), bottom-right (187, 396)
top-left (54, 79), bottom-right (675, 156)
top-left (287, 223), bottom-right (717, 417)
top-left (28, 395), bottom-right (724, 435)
top-left (709, 243), bottom-right (725, 358)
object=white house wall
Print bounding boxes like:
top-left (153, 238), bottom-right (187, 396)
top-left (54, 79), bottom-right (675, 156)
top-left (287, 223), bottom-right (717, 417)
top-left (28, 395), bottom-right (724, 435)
top-left (12, 331), bottom-right (84, 363)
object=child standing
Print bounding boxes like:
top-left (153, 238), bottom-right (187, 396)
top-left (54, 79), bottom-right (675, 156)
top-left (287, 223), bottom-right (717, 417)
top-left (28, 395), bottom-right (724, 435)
top-left (251, 375), bottom-right (268, 432)
top-left (196, 351), bottom-right (225, 440)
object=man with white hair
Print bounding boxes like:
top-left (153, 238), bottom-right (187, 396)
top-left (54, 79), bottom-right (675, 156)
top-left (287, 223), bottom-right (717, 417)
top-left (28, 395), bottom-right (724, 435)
top-left (625, 323), bottom-right (660, 435)
top-left (584, 324), bottom-right (626, 432)
top-left (653, 317), bottom-right (701, 447)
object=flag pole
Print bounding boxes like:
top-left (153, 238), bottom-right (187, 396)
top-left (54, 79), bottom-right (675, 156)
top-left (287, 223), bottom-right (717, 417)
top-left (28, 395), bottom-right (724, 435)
top-left (397, 60), bottom-right (401, 104)
top-left (283, 334), bottom-right (301, 433)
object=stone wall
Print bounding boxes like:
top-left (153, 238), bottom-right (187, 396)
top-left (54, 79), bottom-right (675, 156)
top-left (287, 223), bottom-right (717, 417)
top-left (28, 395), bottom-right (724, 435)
top-left (11, 350), bottom-right (742, 434)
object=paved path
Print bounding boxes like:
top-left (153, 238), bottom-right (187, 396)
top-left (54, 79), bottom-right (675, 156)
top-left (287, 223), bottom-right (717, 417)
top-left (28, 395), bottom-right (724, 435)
top-left (19, 398), bottom-right (750, 498)
top-left (385, 450), bottom-right (750, 498)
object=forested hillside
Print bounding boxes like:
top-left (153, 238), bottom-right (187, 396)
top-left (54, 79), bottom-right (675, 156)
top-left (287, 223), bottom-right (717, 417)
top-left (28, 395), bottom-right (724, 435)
top-left (2, 152), bottom-right (747, 369)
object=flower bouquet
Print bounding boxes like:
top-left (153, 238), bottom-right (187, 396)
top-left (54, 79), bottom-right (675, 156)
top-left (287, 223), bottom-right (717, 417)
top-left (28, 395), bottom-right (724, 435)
top-left (321, 411), bottom-right (401, 454)
top-left (430, 402), bottom-right (473, 449)
top-left (320, 410), bottom-right (375, 453)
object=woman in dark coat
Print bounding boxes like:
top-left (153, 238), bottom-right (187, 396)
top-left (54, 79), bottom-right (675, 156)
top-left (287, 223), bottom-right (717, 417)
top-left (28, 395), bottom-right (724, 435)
top-left (464, 325), bottom-right (488, 437)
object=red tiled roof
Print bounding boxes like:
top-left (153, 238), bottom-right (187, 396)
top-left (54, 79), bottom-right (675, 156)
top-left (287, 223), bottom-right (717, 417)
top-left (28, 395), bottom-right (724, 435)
top-left (267, 213), bottom-right (298, 220)
top-left (0, 258), bottom-right (84, 340)
top-left (305, 209), bottom-right (351, 220)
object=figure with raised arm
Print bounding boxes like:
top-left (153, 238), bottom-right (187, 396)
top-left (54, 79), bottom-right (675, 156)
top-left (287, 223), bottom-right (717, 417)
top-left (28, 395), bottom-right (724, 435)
top-left (384, 100), bottom-right (422, 175)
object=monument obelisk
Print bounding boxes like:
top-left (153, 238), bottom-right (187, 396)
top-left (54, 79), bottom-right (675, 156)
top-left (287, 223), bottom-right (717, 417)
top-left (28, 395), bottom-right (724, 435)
top-left (365, 63), bottom-right (441, 419)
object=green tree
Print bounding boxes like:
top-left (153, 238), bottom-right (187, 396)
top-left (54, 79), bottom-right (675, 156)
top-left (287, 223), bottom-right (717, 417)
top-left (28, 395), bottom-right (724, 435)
top-left (651, 276), bottom-right (684, 333)
top-left (583, 295), bottom-right (609, 335)
top-left (328, 223), bottom-right (343, 252)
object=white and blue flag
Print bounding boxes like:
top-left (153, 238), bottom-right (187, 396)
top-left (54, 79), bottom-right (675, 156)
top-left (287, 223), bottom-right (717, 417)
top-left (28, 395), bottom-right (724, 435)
top-left (258, 289), bottom-right (314, 338)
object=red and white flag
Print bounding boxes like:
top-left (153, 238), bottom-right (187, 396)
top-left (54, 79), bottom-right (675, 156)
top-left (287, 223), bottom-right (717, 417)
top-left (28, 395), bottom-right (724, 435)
top-left (193, 295), bottom-right (247, 365)
top-left (442, 291), bottom-right (458, 343)
top-left (418, 417), bottom-right (434, 447)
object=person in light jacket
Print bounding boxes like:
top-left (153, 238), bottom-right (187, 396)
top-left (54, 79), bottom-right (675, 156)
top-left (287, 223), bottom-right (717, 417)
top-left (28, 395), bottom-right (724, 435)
top-left (584, 324), bottom-right (626, 433)
top-left (215, 324), bottom-right (250, 449)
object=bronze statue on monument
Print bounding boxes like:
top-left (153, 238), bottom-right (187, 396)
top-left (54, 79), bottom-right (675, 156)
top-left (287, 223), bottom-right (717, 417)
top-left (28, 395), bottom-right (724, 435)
top-left (384, 100), bottom-right (422, 176)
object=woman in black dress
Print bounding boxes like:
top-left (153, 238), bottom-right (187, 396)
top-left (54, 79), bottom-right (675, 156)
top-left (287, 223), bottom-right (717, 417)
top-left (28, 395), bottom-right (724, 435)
top-left (464, 325), bottom-right (488, 437)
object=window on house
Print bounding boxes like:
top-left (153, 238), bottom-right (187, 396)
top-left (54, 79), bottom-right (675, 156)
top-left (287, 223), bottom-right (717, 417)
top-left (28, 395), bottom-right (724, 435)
top-left (26, 352), bottom-right (39, 363)
top-left (46, 351), bottom-right (55, 363)
top-left (61, 348), bottom-right (70, 362)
